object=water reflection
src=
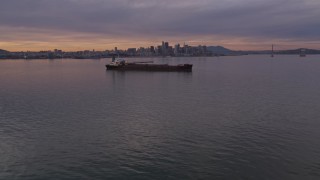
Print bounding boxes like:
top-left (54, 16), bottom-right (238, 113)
top-left (1, 56), bottom-right (320, 179)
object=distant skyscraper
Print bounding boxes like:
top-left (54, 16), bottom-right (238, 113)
top-left (160, 41), bottom-right (169, 56)
top-left (174, 44), bottom-right (180, 56)
top-left (157, 45), bottom-right (162, 55)
top-left (150, 46), bottom-right (155, 54)
top-left (127, 48), bottom-right (136, 56)
top-left (184, 43), bottom-right (189, 55)
top-left (165, 42), bottom-right (169, 49)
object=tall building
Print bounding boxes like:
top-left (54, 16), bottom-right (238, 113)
top-left (174, 44), bottom-right (180, 56)
top-left (127, 48), bottom-right (136, 56)
top-left (156, 45), bottom-right (162, 55)
top-left (184, 43), bottom-right (189, 55)
top-left (150, 46), bottom-right (155, 55)
top-left (165, 42), bottom-right (169, 49)
top-left (161, 41), bottom-right (166, 56)
top-left (160, 41), bottom-right (169, 56)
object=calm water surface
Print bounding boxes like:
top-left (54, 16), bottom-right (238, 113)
top-left (1, 55), bottom-right (320, 179)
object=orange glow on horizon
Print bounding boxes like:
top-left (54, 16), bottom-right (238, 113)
top-left (2, 40), bottom-right (319, 52)
top-left (1, 29), bottom-right (319, 52)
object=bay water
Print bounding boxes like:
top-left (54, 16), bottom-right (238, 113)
top-left (1, 55), bottom-right (320, 179)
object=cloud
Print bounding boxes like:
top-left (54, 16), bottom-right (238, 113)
top-left (0, 0), bottom-right (319, 50)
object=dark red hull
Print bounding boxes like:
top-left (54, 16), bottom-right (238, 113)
top-left (106, 63), bottom-right (192, 72)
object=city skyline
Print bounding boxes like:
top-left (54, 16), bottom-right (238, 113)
top-left (1, 0), bottom-right (320, 51)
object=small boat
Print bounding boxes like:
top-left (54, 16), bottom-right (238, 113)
top-left (106, 58), bottom-right (192, 72)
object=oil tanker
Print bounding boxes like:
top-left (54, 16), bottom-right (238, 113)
top-left (106, 58), bottom-right (192, 72)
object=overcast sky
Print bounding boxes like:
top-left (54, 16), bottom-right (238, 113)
top-left (0, 0), bottom-right (319, 51)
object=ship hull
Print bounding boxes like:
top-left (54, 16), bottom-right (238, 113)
top-left (106, 64), bottom-right (192, 72)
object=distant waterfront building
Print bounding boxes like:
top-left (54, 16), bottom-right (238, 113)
top-left (54, 49), bottom-right (62, 54)
top-left (165, 42), bottom-right (169, 49)
top-left (53, 49), bottom-right (63, 58)
top-left (156, 45), bottom-right (162, 56)
top-left (127, 48), bottom-right (137, 56)
top-left (174, 44), bottom-right (180, 56)
top-left (150, 46), bottom-right (155, 55)
top-left (161, 41), bottom-right (166, 56)
top-left (168, 46), bottom-right (173, 56)
top-left (202, 46), bottom-right (207, 55)
top-left (184, 43), bottom-right (189, 55)
top-left (160, 41), bottom-right (170, 56)
top-left (1, 41), bottom-right (214, 59)
top-left (165, 42), bottom-right (169, 56)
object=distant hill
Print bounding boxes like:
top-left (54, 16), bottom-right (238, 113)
top-left (0, 49), bottom-right (10, 59)
top-left (241, 48), bottom-right (320, 55)
top-left (207, 46), bottom-right (232, 55)
top-left (0, 49), bottom-right (9, 54)
top-left (276, 48), bottom-right (320, 54)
